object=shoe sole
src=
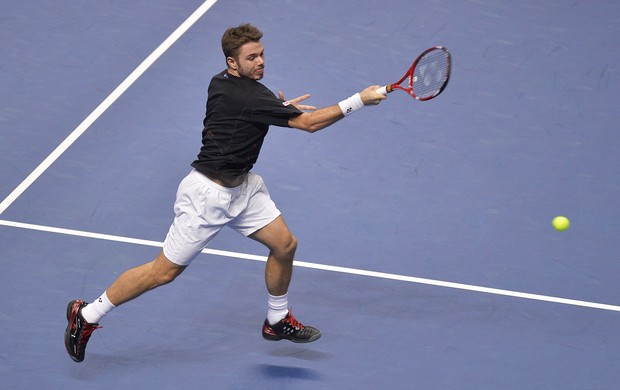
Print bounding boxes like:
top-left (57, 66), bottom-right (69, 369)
top-left (65, 300), bottom-right (84, 362)
top-left (262, 332), bottom-right (321, 343)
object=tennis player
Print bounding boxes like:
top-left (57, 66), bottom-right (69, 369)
top-left (65, 23), bottom-right (386, 362)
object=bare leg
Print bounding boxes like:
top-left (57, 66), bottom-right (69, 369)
top-left (251, 216), bottom-right (321, 342)
top-left (106, 251), bottom-right (186, 306)
top-left (249, 216), bottom-right (298, 296)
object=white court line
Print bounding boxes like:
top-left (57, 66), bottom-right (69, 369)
top-left (0, 0), bottom-right (219, 216)
top-left (1, 218), bottom-right (619, 313)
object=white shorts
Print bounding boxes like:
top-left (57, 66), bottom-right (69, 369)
top-left (162, 169), bottom-right (281, 266)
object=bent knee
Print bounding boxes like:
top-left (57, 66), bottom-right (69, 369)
top-left (156, 270), bottom-right (179, 286)
top-left (152, 252), bottom-right (186, 286)
top-left (276, 233), bottom-right (298, 259)
top-left (288, 234), bottom-right (298, 253)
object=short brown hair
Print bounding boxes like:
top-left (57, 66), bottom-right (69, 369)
top-left (221, 24), bottom-right (263, 59)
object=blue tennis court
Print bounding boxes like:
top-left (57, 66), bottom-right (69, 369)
top-left (2, 0), bottom-right (620, 388)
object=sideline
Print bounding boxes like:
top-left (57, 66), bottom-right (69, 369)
top-left (0, 0), bottom-right (219, 215)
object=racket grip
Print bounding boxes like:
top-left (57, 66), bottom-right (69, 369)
top-left (375, 86), bottom-right (389, 95)
top-left (375, 85), bottom-right (393, 95)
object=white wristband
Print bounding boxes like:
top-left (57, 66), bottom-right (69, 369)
top-left (338, 93), bottom-right (364, 116)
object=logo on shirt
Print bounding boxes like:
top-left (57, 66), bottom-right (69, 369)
top-left (282, 100), bottom-right (292, 106)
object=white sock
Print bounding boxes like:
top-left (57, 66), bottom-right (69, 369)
top-left (267, 293), bottom-right (289, 325)
top-left (81, 291), bottom-right (116, 324)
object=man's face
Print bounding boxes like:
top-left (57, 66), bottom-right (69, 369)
top-left (228, 41), bottom-right (265, 80)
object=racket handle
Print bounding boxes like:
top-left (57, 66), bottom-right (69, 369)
top-left (375, 84), bottom-right (394, 95)
top-left (376, 86), bottom-right (389, 95)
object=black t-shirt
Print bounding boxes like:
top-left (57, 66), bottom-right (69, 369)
top-left (191, 70), bottom-right (302, 180)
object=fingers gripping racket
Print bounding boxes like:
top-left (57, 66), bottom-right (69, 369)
top-left (377, 46), bottom-right (451, 101)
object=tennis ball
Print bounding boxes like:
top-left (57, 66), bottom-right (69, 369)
top-left (552, 216), bottom-right (570, 232)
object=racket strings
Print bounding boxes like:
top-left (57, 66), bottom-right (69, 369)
top-left (412, 49), bottom-right (450, 99)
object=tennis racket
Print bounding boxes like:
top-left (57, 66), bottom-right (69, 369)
top-left (376, 46), bottom-right (451, 101)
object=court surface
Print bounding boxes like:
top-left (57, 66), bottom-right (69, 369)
top-left (2, 1), bottom-right (620, 388)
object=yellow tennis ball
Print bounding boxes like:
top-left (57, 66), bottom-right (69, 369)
top-left (552, 216), bottom-right (570, 231)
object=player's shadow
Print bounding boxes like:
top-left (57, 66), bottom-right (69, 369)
top-left (266, 345), bottom-right (330, 361)
top-left (252, 346), bottom-right (327, 381)
top-left (253, 364), bottom-right (322, 381)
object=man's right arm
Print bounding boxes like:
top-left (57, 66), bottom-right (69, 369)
top-left (286, 85), bottom-right (387, 133)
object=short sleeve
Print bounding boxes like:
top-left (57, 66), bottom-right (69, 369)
top-left (248, 88), bottom-right (303, 127)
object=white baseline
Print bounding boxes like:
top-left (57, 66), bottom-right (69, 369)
top-left (1, 218), bottom-right (618, 313)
